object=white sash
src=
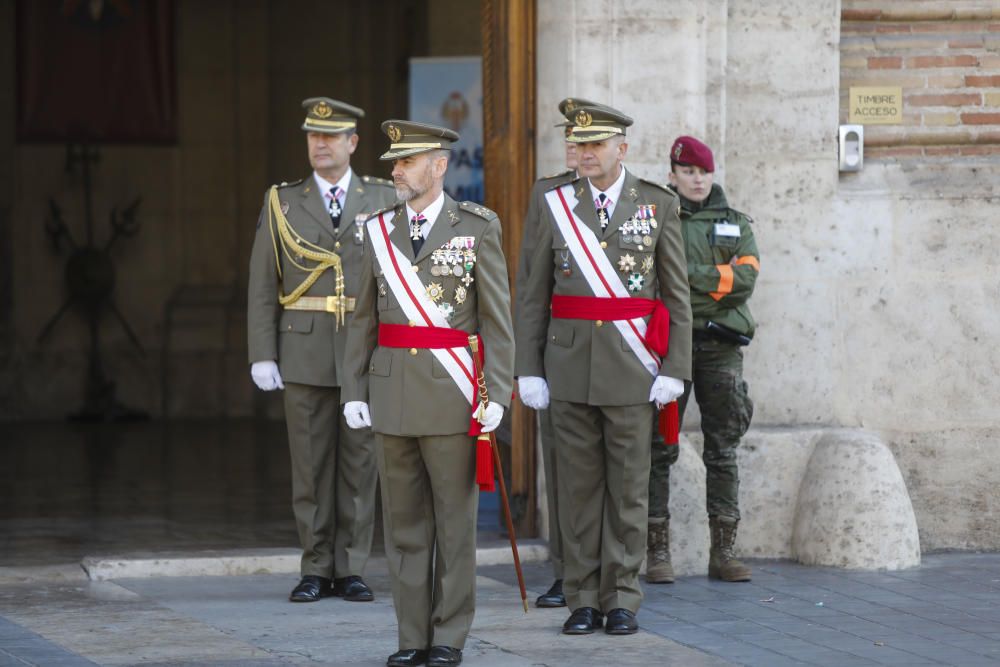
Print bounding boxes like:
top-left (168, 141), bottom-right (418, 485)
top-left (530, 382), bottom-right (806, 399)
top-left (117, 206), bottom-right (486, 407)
top-left (367, 211), bottom-right (475, 404)
top-left (544, 183), bottom-right (659, 376)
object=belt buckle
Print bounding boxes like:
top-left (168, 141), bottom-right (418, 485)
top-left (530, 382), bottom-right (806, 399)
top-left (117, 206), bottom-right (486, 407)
top-left (325, 296), bottom-right (339, 312)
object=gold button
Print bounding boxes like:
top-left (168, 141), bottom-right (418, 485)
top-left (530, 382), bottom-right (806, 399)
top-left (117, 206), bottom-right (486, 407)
top-left (596, 320), bottom-right (603, 327)
top-left (370, 364), bottom-right (375, 372)
top-left (287, 324), bottom-right (292, 330)
top-left (412, 265), bottom-right (419, 272)
top-left (600, 241), bottom-right (607, 248)
top-left (408, 320), bottom-right (416, 327)
top-left (335, 241), bottom-right (341, 249)
top-left (551, 335), bottom-right (556, 341)
top-left (409, 348), bottom-right (418, 356)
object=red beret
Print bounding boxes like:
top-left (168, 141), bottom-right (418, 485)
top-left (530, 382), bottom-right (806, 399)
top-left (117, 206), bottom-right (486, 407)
top-left (670, 135), bottom-right (715, 173)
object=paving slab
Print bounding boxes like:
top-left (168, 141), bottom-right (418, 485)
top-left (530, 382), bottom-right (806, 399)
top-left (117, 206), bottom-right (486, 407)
top-left (1, 553), bottom-right (1000, 665)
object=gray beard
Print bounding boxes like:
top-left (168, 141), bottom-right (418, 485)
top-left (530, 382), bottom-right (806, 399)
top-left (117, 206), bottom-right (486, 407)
top-left (394, 184), bottom-right (423, 202)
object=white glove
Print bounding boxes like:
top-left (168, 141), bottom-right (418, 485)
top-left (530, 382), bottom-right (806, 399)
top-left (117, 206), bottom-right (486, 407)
top-left (477, 402), bottom-right (504, 433)
top-left (250, 360), bottom-right (284, 391)
top-left (518, 376), bottom-right (550, 410)
top-left (649, 376), bottom-right (684, 409)
top-left (344, 401), bottom-right (372, 429)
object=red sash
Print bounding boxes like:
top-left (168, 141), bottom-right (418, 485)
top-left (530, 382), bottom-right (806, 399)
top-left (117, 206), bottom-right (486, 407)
top-left (550, 294), bottom-right (671, 357)
top-left (550, 295), bottom-right (678, 444)
top-left (377, 323), bottom-right (494, 491)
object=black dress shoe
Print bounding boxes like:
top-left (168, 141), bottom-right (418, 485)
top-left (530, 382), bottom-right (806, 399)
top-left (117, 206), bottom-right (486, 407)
top-left (288, 575), bottom-right (332, 602)
top-left (605, 608), bottom-right (638, 635)
top-left (332, 575), bottom-right (374, 601)
top-left (535, 579), bottom-right (567, 608)
top-left (387, 648), bottom-right (429, 666)
top-left (562, 606), bottom-right (603, 634)
top-left (427, 646), bottom-right (462, 666)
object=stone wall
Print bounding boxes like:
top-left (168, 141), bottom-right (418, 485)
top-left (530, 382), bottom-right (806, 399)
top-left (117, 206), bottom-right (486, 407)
top-left (536, 0), bottom-right (1000, 552)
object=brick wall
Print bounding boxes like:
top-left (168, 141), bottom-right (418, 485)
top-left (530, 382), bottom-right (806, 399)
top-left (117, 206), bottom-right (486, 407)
top-left (841, 1), bottom-right (1000, 158)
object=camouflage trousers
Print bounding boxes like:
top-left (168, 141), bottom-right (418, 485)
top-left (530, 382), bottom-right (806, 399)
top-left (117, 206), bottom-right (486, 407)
top-left (648, 337), bottom-right (753, 520)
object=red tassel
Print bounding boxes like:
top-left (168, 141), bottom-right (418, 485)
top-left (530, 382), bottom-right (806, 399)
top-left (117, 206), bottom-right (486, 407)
top-left (658, 401), bottom-right (679, 445)
top-left (476, 436), bottom-right (495, 492)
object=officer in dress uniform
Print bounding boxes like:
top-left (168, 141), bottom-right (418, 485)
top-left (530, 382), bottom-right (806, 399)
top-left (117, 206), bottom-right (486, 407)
top-left (515, 104), bottom-right (692, 636)
top-left (247, 97), bottom-right (396, 603)
top-left (514, 96), bottom-right (601, 609)
top-left (342, 120), bottom-right (515, 667)
top-left (645, 136), bottom-right (758, 585)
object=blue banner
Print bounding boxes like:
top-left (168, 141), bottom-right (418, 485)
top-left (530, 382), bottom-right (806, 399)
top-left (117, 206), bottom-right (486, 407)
top-left (409, 57), bottom-right (484, 204)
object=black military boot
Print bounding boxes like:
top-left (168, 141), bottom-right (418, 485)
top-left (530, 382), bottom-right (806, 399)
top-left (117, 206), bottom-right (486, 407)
top-left (708, 516), bottom-right (751, 582)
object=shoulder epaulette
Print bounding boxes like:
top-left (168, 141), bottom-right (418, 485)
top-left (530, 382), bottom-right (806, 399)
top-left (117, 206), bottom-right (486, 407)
top-left (361, 175), bottom-right (393, 187)
top-left (459, 201), bottom-right (498, 220)
top-left (274, 177), bottom-right (306, 190)
top-left (540, 168), bottom-right (574, 181)
top-left (364, 203), bottom-right (399, 221)
top-left (638, 177), bottom-right (675, 195)
top-left (545, 174), bottom-right (582, 192)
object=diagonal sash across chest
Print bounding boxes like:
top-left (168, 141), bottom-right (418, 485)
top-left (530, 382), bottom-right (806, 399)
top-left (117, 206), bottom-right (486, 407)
top-left (368, 211), bottom-right (476, 405)
top-left (545, 183), bottom-right (661, 376)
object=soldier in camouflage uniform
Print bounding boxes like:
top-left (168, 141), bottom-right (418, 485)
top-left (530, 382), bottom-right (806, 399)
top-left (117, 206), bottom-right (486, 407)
top-left (646, 136), bottom-right (758, 584)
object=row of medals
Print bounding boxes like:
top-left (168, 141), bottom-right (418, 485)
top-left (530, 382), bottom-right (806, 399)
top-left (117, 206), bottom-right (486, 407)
top-left (426, 243), bottom-right (477, 321)
top-left (559, 215), bottom-right (658, 292)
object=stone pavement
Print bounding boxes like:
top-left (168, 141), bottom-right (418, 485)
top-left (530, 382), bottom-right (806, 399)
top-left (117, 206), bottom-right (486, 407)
top-left (2, 553), bottom-right (1000, 666)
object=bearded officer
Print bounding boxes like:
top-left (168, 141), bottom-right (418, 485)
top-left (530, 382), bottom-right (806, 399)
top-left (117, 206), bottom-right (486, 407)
top-left (513, 96), bottom-right (602, 609)
top-left (515, 104), bottom-right (692, 636)
top-left (342, 120), bottom-right (514, 667)
top-left (247, 97), bottom-right (395, 603)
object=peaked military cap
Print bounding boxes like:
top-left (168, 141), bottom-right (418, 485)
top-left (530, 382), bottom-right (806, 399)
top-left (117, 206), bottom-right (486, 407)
top-left (301, 97), bottom-right (364, 134)
top-left (555, 97), bottom-right (601, 126)
top-left (379, 120), bottom-right (459, 160)
top-left (566, 104), bottom-right (634, 143)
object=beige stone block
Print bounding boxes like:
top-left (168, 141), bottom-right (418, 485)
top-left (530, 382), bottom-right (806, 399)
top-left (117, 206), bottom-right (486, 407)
top-left (839, 277), bottom-right (1000, 431)
top-left (734, 428), bottom-right (824, 558)
top-left (986, 92), bottom-right (1000, 107)
top-left (924, 74), bottom-right (966, 89)
top-left (843, 73), bottom-right (927, 89)
top-left (923, 112), bottom-right (960, 126)
top-left (840, 56), bottom-right (869, 69)
top-left (792, 430), bottom-right (920, 570)
top-left (873, 36), bottom-right (949, 51)
top-left (885, 428), bottom-right (1000, 551)
top-left (739, 281), bottom-right (841, 425)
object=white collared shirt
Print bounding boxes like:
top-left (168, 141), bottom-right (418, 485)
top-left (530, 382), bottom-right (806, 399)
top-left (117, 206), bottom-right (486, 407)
top-left (587, 165), bottom-right (627, 219)
top-left (313, 169), bottom-right (353, 208)
top-left (405, 191), bottom-right (446, 239)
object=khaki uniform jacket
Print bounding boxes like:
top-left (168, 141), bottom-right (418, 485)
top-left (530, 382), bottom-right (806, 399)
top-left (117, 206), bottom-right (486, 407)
top-left (513, 169), bottom-right (576, 322)
top-left (515, 169), bottom-right (693, 406)
top-left (247, 172), bottom-right (396, 387)
top-left (343, 196), bottom-right (515, 436)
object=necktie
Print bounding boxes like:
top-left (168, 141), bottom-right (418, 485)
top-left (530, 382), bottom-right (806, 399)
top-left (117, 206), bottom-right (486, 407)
top-left (327, 186), bottom-right (344, 229)
top-left (596, 193), bottom-right (610, 230)
top-left (410, 213), bottom-right (427, 256)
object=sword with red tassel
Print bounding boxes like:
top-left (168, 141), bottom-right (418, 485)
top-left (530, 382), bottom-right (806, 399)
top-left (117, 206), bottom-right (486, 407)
top-left (468, 334), bottom-right (528, 613)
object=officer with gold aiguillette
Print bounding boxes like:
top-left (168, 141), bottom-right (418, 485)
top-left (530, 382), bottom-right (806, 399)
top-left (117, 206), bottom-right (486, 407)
top-left (247, 97), bottom-right (396, 604)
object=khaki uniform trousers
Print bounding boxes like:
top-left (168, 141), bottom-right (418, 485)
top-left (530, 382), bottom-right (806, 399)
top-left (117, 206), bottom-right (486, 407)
top-left (376, 433), bottom-right (479, 651)
top-left (538, 408), bottom-right (564, 579)
top-left (551, 399), bottom-right (654, 614)
top-left (283, 383), bottom-right (377, 578)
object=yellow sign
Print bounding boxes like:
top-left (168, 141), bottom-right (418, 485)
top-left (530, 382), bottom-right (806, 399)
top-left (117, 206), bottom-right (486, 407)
top-left (849, 86), bottom-right (903, 125)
